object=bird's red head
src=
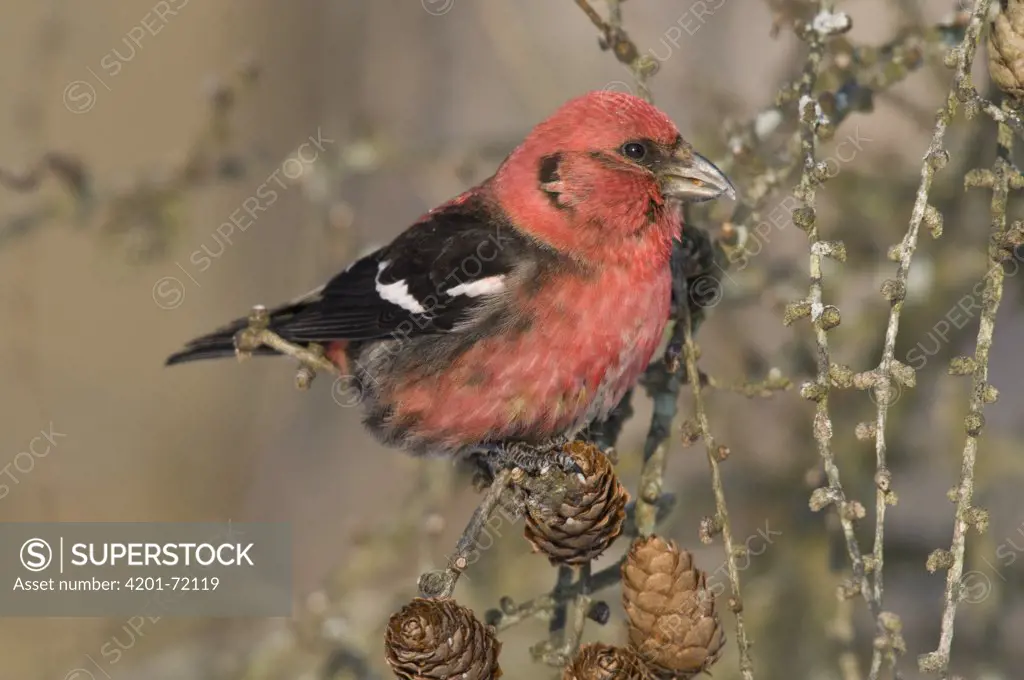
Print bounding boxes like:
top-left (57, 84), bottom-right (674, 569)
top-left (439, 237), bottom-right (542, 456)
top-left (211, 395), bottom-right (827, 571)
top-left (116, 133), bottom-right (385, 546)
top-left (490, 91), bottom-right (734, 268)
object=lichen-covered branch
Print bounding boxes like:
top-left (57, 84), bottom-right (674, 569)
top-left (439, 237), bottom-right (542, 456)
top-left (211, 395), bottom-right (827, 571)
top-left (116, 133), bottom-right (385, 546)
top-left (863, 2), bottom-right (995, 678)
top-left (919, 97), bottom-right (1014, 678)
top-left (781, 4), bottom-right (912, 679)
top-left (719, 11), bottom-right (970, 238)
top-left (973, 91), bottom-right (1024, 138)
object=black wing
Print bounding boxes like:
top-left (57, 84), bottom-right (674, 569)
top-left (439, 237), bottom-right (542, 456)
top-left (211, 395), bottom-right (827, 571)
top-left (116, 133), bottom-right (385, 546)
top-left (281, 196), bottom-right (526, 341)
top-left (166, 194), bottom-right (537, 365)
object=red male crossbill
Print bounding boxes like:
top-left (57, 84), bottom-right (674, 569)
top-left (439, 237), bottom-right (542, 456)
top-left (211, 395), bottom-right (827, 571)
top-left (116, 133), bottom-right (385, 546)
top-left (167, 91), bottom-right (734, 471)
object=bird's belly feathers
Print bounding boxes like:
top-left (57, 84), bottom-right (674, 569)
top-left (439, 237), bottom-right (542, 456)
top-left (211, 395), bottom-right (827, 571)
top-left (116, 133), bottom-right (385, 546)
top-left (378, 266), bottom-right (671, 451)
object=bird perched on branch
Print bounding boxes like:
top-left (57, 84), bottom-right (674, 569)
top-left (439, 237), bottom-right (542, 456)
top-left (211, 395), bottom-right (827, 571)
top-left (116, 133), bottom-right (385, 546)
top-left (166, 90), bottom-right (734, 473)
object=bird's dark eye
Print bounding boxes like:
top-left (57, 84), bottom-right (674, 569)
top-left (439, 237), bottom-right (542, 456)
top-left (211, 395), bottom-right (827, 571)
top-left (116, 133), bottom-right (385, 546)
top-left (622, 142), bottom-right (647, 160)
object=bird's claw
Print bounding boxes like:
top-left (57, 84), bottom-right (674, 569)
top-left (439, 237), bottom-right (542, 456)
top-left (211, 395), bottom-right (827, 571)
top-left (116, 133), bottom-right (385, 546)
top-left (551, 448), bottom-right (585, 478)
top-left (475, 436), bottom-right (582, 478)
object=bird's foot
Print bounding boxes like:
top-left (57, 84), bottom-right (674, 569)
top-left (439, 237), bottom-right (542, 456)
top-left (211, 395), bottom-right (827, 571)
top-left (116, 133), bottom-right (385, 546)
top-left (477, 435), bottom-right (583, 478)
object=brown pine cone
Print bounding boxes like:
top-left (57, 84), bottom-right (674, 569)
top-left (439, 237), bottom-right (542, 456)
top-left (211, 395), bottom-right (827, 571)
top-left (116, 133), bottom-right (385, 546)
top-left (385, 598), bottom-right (502, 680)
top-left (990, 0), bottom-right (1024, 99)
top-left (621, 536), bottom-right (725, 677)
top-left (524, 441), bottom-right (630, 565)
top-left (563, 643), bottom-right (655, 680)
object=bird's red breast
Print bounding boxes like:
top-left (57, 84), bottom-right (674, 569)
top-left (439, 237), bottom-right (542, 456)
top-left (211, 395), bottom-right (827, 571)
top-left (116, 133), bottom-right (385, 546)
top-left (386, 256), bottom-right (671, 448)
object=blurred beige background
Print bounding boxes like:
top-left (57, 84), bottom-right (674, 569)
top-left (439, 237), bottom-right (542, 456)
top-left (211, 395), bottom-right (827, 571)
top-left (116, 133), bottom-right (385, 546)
top-left (1, 1), bottom-right (1021, 678)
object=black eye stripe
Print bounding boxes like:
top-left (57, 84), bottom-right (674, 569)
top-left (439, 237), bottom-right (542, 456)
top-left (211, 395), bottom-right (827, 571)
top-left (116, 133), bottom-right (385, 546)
top-left (538, 153), bottom-right (561, 184)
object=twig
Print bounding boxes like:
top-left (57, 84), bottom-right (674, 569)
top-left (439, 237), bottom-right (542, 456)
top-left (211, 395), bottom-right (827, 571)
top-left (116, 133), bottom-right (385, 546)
top-left (417, 468), bottom-right (514, 600)
top-left (242, 331), bottom-right (337, 375)
top-left (719, 11), bottom-right (970, 240)
top-left (494, 592), bottom-right (557, 630)
top-left (492, 557), bottom-right (625, 631)
top-left (919, 99), bottom-right (1012, 680)
top-left (633, 222), bottom-right (721, 535)
top-left (973, 91), bottom-right (1024, 139)
top-left (563, 564), bottom-right (592, 657)
top-left (547, 565), bottom-right (575, 646)
top-left (794, 0), bottom-right (864, 626)
top-left (235, 305), bottom-right (340, 389)
top-left (633, 352), bottom-right (683, 537)
top-left (572, 0), bottom-right (606, 32)
top-left (782, 5), bottom-right (910, 679)
top-left (862, 3), bottom-right (996, 676)
top-left (533, 564), bottom-right (592, 666)
top-left (572, 0), bottom-right (654, 101)
top-left (681, 309), bottom-right (754, 680)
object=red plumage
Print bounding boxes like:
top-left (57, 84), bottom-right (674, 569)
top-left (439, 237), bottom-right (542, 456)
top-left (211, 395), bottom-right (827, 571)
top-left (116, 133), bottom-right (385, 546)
top-left (384, 257), bottom-right (671, 449)
top-left (167, 91), bottom-right (734, 463)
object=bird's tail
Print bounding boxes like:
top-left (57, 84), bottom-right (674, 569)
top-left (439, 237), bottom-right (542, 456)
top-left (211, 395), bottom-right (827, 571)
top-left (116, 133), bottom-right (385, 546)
top-left (165, 294), bottom-right (319, 366)
top-left (164, 317), bottom-right (264, 365)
